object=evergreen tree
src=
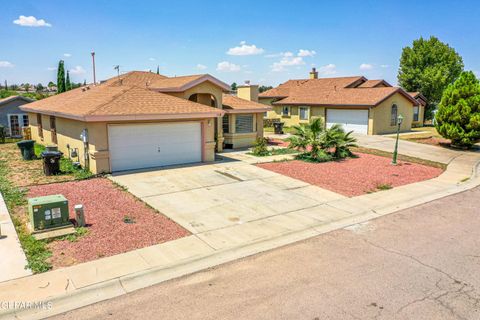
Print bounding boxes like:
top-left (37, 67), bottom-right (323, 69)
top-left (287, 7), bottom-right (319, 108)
top-left (156, 65), bottom-right (160, 75)
top-left (231, 82), bottom-right (238, 91)
top-left (57, 60), bottom-right (66, 93)
top-left (83, 79), bottom-right (87, 86)
top-left (398, 36), bottom-right (464, 120)
top-left (66, 71), bottom-right (72, 91)
top-left (435, 71), bottom-right (480, 148)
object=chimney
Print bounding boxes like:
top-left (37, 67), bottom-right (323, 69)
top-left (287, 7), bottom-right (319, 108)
top-left (309, 67), bottom-right (318, 79)
top-left (237, 80), bottom-right (259, 102)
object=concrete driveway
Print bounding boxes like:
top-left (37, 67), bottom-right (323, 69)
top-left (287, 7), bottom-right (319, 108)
top-left (110, 158), bottom-right (346, 249)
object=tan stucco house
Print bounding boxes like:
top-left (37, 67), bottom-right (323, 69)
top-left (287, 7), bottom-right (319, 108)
top-left (259, 68), bottom-right (422, 135)
top-left (21, 71), bottom-right (271, 173)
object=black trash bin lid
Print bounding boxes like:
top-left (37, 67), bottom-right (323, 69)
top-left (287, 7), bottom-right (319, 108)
top-left (17, 140), bottom-right (35, 147)
top-left (41, 150), bottom-right (63, 158)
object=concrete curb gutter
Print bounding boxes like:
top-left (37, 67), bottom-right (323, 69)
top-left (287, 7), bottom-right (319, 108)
top-left (1, 154), bottom-right (480, 320)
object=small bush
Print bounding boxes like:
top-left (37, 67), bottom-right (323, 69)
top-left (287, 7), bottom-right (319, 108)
top-left (376, 183), bottom-right (393, 191)
top-left (252, 137), bottom-right (270, 156)
top-left (0, 125), bottom-right (5, 144)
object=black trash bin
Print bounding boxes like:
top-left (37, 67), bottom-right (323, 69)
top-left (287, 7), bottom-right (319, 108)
top-left (41, 151), bottom-right (63, 176)
top-left (273, 122), bottom-right (285, 134)
top-left (16, 140), bottom-right (36, 160)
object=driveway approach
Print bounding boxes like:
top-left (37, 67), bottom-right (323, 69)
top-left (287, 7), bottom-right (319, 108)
top-left (110, 159), bottom-right (346, 250)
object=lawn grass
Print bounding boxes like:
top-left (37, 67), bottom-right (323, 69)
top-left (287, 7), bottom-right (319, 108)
top-left (351, 146), bottom-right (447, 170)
top-left (264, 126), bottom-right (296, 134)
top-left (0, 141), bottom-right (94, 273)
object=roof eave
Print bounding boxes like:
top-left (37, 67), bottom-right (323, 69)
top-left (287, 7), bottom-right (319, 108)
top-left (223, 107), bottom-right (272, 114)
top-left (154, 74), bottom-right (230, 93)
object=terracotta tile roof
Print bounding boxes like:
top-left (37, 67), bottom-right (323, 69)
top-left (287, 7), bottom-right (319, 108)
top-left (259, 76), bottom-right (417, 107)
top-left (222, 94), bottom-right (272, 113)
top-left (107, 72), bottom-right (229, 92)
top-left (258, 76), bottom-right (365, 98)
top-left (408, 92), bottom-right (428, 106)
top-left (357, 79), bottom-right (392, 88)
top-left (20, 80), bottom-right (224, 121)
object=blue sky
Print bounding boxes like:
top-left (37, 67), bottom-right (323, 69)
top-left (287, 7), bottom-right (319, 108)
top-left (1, 0), bottom-right (479, 87)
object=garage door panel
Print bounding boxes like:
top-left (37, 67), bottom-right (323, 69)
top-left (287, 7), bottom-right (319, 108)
top-left (326, 109), bottom-right (368, 135)
top-left (109, 122), bottom-right (202, 172)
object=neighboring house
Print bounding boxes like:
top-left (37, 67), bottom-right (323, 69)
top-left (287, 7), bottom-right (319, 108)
top-left (259, 68), bottom-right (421, 135)
top-left (407, 92), bottom-right (427, 126)
top-left (21, 71), bottom-right (270, 173)
top-left (0, 95), bottom-right (34, 137)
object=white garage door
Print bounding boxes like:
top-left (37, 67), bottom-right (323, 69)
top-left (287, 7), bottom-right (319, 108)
top-left (108, 122), bottom-right (202, 172)
top-left (326, 109), bottom-right (369, 134)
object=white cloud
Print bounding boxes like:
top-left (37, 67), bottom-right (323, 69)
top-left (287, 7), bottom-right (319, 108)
top-left (63, 53), bottom-right (71, 58)
top-left (380, 64), bottom-right (390, 68)
top-left (298, 49), bottom-right (316, 57)
top-left (318, 64), bottom-right (337, 75)
top-left (264, 53), bottom-right (284, 58)
top-left (271, 52), bottom-right (305, 72)
top-left (196, 64), bottom-right (207, 70)
top-left (359, 63), bottom-right (373, 71)
top-left (13, 15), bottom-right (52, 27)
top-left (47, 67), bottom-right (56, 71)
top-left (69, 66), bottom-right (86, 75)
top-left (0, 61), bottom-right (14, 68)
top-left (227, 41), bottom-right (264, 56)
top-left (148, 57), bottom-right (156, 61)
top-left (216, 61), bottom-right (241, 72)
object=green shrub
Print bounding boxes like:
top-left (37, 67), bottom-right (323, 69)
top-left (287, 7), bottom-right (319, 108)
top-left (252, 137), bottom-right (270, 156)
top-left (286, 118), bottom-right (357, 163)
top-left (0, 125), bottom-right (5, 144)
top-left (435, 71), bottom-right (480, 148)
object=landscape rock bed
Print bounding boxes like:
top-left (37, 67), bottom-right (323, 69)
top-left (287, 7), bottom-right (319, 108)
top-left (27, 178), bottom-right (190, 268)
top-left (257, 153), bottom-right (444, 197)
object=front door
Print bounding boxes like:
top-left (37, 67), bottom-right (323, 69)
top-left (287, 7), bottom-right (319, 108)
top-left (9, 115), bottom-right (20, 136)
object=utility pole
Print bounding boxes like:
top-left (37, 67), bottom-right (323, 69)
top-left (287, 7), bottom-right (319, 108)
top-left (4, 80), bottom-right (7, 90)
top-left (91, 51), bottom-right (96, 85)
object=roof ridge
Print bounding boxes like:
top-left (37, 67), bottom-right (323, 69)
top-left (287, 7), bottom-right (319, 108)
top-left (85, 85), bottom-right (136, 115)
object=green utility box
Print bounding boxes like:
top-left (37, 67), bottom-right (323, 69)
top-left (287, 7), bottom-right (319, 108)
top-left (28, 195), bottom-right (71, 231)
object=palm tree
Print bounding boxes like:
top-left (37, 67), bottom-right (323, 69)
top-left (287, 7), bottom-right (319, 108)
top-left (286, 118), bottom-right (357, 161)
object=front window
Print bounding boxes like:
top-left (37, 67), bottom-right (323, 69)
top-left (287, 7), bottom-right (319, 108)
top-left (282, 106), bottom-right (290, 117)
top-left (222, 115), bottom-right (229, 134)
top-left (37, 114), bottom-right (43, 138)
top-left (299, 107), bottom-right (309, 120)
top-left (413, 106), bottom-right (419, 121)
top-left (390, 104), bottom-right (398, 126)
top-left (22, 115), bottom-right (29, 127)
top-left (235, 114), bottom-right (254, 133)
top-left (50, 116), bottom-right (57, 144)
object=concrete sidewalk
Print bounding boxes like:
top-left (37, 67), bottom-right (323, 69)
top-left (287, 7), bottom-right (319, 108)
top-left (0, 145), bottom-right (479, 319)
top-left (0, 193), bottom-right (31, 282)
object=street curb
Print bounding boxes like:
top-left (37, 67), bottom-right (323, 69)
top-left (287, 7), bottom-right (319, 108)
top-left (2, 156), bottom-right (480, 320)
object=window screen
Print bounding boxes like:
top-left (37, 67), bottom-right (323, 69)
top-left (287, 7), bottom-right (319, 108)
top-left (223, 115), bottom-right (229, 133)
top-left (299, 107), bottom-right (309, 120)
top-left (413, 106), bottom-right (419, 121)
top-left (22, 115), bottom-right (29, 127)
top-left (390, 104), bottom-right (398, 126)
top-left (235, 114), bottom-right (254, 133)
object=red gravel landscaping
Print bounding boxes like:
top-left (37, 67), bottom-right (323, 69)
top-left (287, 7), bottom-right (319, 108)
top-left (27, 178), bottom-right (189, 268)
top-left (257, 153), bottom-right (444, 197)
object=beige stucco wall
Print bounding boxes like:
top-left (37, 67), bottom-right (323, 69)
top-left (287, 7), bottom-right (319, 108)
top-left (29, 113), bottom-right (216, 174)
top-left (223, 112), bottom-right (264, 148)
top-left (371, 93), bottom-right (413, 134)
top-left (259, 98), bottom-right (326, 127)
top-left (412, 105), bottom-right (425, 127)
top-left (166, 81), bottom-right (225, 151)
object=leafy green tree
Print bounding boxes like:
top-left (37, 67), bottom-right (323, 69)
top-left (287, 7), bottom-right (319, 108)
top-left (24, 83), bottom-right (31, 92)
top-left (36, 83), bottom-right (44, 92)
top-left (231, 82), bottom-right (237, 91)
top-left (398, 36), bottom-right (464, 120)
top-left (47, 81), bottom-right (55, 88)
top-left (435, 71), bottom-right (480, 148)
top-left (57, 60), bottom-right (66, 93)
top-left (66, 71), bottom-right (72, 91)
top-left (259, 85), bottom-right (273, 93)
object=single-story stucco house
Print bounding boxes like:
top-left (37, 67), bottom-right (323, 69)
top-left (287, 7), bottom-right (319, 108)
top-left (259, 68), bottom-right (423, 135)
top-left (0, 95), bottom-right (34, 137)
top-left (20, 71), bottom-right (271, 173)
